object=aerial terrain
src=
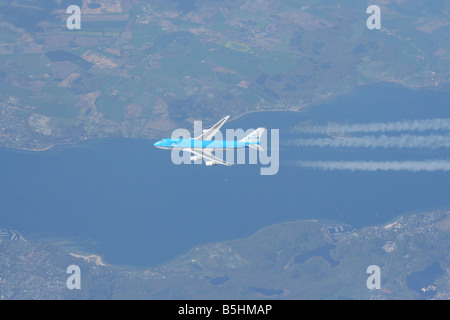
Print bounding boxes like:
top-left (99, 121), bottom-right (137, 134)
top-left (0, 0), bottom-right (448, 150)
top-left (0, 0), bottom-right (449, 300)
top-left (1, 210), bottom-right (449, 299)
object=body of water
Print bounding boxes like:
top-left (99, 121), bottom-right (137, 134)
top-left (1, 84), bottom-right (449, 267)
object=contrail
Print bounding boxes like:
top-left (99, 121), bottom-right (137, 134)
top-left (292, 160), bottom-right (450, 172)
top-left (285, 134), bottom-right (450, 149)
top-left (295, 118), bottom-right (450, 134)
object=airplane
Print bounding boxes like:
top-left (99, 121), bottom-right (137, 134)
top-left (154, 116), bottom-right (265, 166)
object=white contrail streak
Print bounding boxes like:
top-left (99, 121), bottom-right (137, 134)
top-left (286, 134), bottom-right (450, 149)
top-left (296, 118), bottom-right (450, 134)
top-left (292, 160), bottom-right (450, 172)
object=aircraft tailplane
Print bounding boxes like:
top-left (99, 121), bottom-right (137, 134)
top-left (240, 127), bottom-right (265, 151)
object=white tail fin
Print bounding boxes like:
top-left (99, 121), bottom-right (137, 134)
top-left (240, 127), bottom-right (265, 151)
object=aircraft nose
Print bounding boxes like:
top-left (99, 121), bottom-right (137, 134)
top-left (154, 141), bottom-right (161, 147)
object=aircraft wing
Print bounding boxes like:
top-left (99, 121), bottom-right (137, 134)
top-left (195, 116), bottom-right (230, 141)
top-left (186, 148), bottom-right (233, 166)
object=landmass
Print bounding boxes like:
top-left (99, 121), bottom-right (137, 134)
top-left (0, 0), bottom-right (449, 151)
top-left (1, 209), bottom-right (448, 299)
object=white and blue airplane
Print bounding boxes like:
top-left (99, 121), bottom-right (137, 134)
top-left (154, 116), bottom-right (265, 166)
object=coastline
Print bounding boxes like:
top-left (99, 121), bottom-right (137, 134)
top-left (2, 81), bottom-right (448, 153)
top-left (70, 253), bottom-right (108, 267)
top-left (3, 208), bottom-right (448, 270)
top-left (22, 144), bottom-right (54, 152)
top-left (228, 104), bottom-right (310, 123)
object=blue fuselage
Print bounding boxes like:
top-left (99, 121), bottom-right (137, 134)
top-left (154, 139), bottom-right (257, 150)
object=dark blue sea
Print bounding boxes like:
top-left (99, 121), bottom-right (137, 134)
top-left (1, 84), bottom-right (449, 267)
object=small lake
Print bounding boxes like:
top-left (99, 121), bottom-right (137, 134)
top-left (406, 263), bottom-right (445, 297)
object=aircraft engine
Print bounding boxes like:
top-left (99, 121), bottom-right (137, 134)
top-left (205, 161), bottom-right (217, 166)
top-left (190, 155), bottom-right (202, 161)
